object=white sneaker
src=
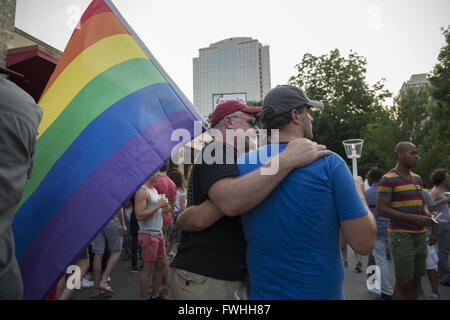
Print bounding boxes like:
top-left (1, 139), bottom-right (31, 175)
top-left (83, 273), bottom-right (93, 281)
top-left (81, 278), bottom-right (94, 289)
top-left (368, 288), bottom-right (381, 296)
top-left (428, 293), bottom-right (440, 300)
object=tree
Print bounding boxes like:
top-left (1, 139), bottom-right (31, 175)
top-left (362, 85), bottom-right (434, 175)
top-left (419, 26), bottom-right (450, 187)
top-left (288, 49), bottom-right (392, 172)
top-left (360, 108), bottom-right (398, 172)
top-left (246, 100), bottom-right (263, 107)
top-left (363, 26), bottom-right (450, 185)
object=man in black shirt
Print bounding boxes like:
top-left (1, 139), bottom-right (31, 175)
top-left (169, 100), bottom-right (330, 299)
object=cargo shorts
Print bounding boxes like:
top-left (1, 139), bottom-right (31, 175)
top-left (388, 232), bottom-right (427, 280)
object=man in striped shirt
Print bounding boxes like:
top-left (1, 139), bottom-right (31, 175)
top-left (376, 142), bottom-right (434, 300)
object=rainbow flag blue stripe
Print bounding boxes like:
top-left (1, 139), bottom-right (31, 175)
top-left (12, 0), bottom-right (204, 299)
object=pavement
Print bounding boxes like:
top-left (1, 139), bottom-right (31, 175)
top-left (71, 246), bottom-right (450, 300)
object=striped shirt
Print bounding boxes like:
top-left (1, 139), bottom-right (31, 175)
top-left (378, 169), bottom-right (425, 233)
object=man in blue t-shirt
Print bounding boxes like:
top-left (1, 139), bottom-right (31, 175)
top-left (235, 85), bottom-right (375, 299)
top-left (175, 86), bottom-right (376, 299)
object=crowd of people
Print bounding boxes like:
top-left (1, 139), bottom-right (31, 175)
top-left (60, 86), bottom-right (449, 300)
top-left (1, 72), bottom-right (449, 300)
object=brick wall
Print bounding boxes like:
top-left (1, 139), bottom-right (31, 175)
top-left (0, 0), bottom-right (16, 68)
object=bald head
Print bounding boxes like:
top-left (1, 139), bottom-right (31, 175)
top-left (394, 141), bottom-right (419, 169)
top-left (394, 142), bottom-right (416, 157)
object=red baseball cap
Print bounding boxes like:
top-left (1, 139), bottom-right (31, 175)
top-left (211, 101), bottom-right (262, 128)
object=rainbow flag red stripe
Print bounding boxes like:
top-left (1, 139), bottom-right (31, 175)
top-left (12, 0), bottom-right (204, 299)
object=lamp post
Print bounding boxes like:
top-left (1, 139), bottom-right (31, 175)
top-left (342, 139), bottom-right (364, 179)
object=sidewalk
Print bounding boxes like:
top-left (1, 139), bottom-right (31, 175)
top-left (71, 250), bottom-right (450, 300)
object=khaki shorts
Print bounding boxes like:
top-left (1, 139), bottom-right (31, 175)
top-left (168, 267), bottom-right (248, 300)
top-left (388, 232), bottom-right (427, 280)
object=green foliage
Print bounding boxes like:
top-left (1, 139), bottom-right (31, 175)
top-left (286, 28), bottom-right (450, 184)
top-left (246, 100), bottom-right (263, 107)
top-left (419, 26), bottom-right (450, 187)
top-left (287, 30), bottom-right (450, 184)
top-left (360, 109), bottom-right (397, 172)
top-left (363, 85), bottom-right (435, 177)
top-left (288, 49), bottom-right (392, 173)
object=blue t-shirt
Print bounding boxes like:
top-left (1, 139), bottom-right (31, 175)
top-left (237, 144), bottom-right (368, 299)
top-left (364, 182), bottom-right (388, 238)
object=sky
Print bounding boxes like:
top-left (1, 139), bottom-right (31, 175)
top-left (15, 0), bottom-right (450, 105)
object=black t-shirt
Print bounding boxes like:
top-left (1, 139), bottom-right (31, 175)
top-left (171, 141), bottom-right (247, 280)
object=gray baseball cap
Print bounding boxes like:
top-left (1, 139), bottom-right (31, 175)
top-left (263, 85), bottom-right (324, 116)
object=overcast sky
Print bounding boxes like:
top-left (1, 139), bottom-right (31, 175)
top-left (15, 0), bottom-right (450, 105)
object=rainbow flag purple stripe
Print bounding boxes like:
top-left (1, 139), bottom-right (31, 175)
top-left (12, 0), bottom-right (204, 299)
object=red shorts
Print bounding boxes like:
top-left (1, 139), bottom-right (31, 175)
top-left (138, 233), bottom-right (165, 262)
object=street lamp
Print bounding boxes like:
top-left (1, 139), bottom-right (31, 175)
top-left (342, 139), bottom-right (364, 179)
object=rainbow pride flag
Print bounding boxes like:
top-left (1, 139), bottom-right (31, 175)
top-left (12, 0), bottom-right (204, 299)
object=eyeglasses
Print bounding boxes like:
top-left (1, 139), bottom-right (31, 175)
top-left (230, 116), bottom-right (258, 128)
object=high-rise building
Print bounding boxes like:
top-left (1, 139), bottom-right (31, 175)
top-left (193, 37), bottom-right (271, 118)
top-left (400, 73), bottom-right (430, 92)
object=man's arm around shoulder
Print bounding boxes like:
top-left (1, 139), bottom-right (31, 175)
top-left (209, 139), bottom-right (331, 216)
top-left (175, 200), bottom-right (223, 232)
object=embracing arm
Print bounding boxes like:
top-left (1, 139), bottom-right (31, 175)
top-left (175, 200), bottom-right (223, 232)
top-left (208, 138), bottom-right (331, 216)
